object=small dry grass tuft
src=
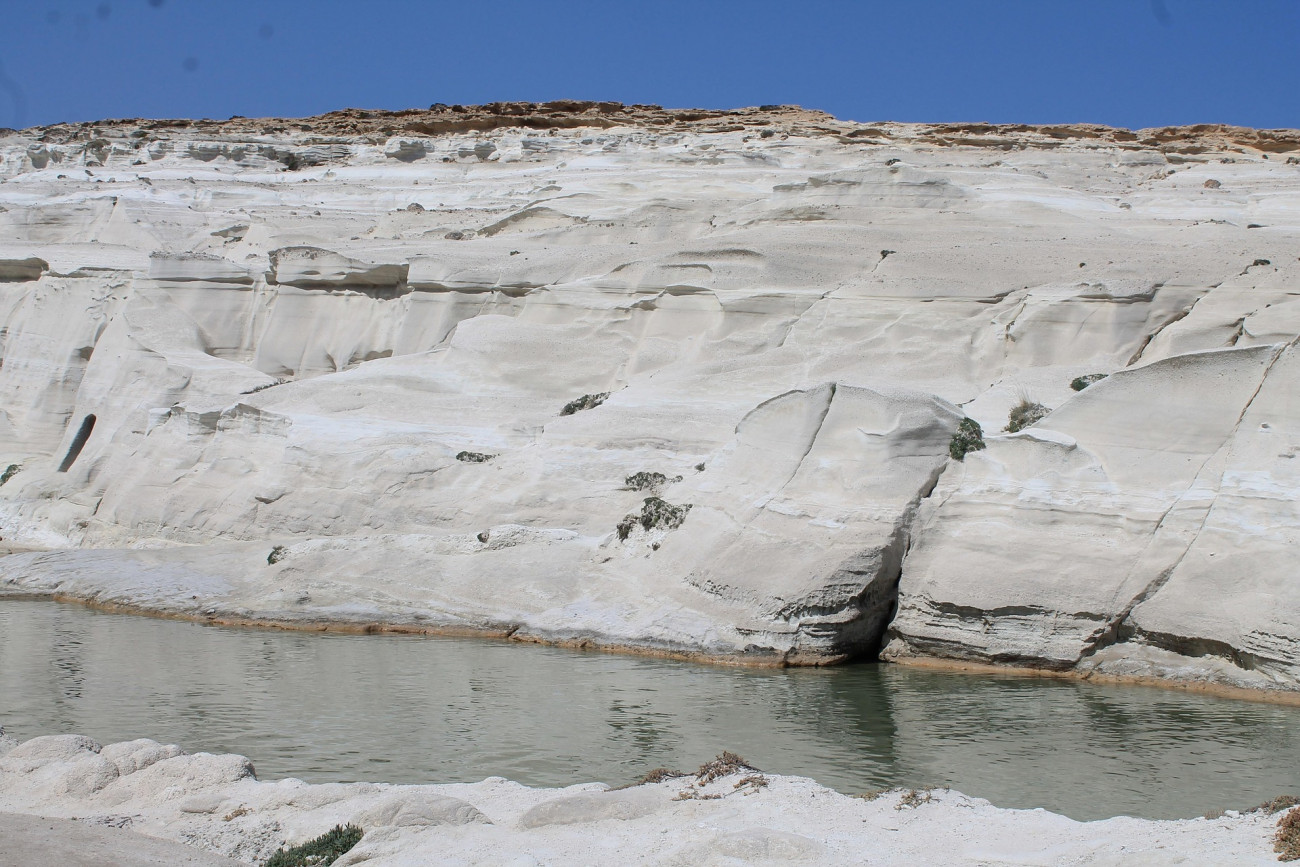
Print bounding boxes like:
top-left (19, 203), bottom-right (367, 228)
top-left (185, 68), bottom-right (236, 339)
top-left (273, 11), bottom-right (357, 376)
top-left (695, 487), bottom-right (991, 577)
top-left (896, 787), bottom-right (947, 810)
top-left (1259, 795), bottom-right (1300, 815)
top-left (614, 767), bottom-right (687, 789)
top-left (639, 767), bottom-right (688, 784)
top-left (1005, 399), bottom-right (1051, 433)
top-left (1276, 808), bottom-right (1300, 861)
top-left (671, 787), bottom-right (723, 801)
top-left (668, 752), bottom-right (764, 801)
top-left (854, 789), bottom-right (889, 801)
top-left (696, 751), bottom-right (758, 786)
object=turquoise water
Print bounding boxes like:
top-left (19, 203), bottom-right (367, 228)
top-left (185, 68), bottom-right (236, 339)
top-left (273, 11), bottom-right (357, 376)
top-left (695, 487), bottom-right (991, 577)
top-left (2, 599), bottom-right (1297, 820)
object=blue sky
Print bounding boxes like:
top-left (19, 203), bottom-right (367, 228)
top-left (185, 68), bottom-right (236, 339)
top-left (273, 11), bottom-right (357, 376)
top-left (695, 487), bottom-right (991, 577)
top-left (2, 0), bottom-right (1297, 130)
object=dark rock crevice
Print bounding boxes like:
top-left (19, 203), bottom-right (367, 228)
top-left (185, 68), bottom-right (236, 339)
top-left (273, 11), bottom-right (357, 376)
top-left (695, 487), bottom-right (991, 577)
top-left (57, 414), bottom-right (96, 472)
top-left (787, 462), bottom-right (947, 664)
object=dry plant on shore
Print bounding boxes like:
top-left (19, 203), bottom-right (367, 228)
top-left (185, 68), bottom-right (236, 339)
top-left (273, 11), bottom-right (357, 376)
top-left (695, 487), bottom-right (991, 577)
top-left (613, 767), bottom-right (688, 790)
top-left (1259, 795), bottom-right (1300, 815)
top-left (1276, 808), bottom-right (1300, 861)
top-left (655, 752), bottom-right (769, 801)
top-left (896, 788), bottom-right (934, 810)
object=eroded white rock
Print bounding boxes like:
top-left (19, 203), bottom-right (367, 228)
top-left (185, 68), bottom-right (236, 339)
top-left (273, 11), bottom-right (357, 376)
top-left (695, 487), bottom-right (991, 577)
top-left (0, 108), bottom-right (1297, 689)
top-left (0, 733), bottom-right (1281, 865)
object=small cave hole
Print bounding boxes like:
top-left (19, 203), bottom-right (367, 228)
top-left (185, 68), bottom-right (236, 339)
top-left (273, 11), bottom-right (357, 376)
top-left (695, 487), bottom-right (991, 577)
top-left (57, 414), bottom-right (96, 472)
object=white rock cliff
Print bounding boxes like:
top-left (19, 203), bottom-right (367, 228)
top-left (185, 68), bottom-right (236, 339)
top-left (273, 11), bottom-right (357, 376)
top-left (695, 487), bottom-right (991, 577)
top-left (0, 103), bottom-right (1297, 693)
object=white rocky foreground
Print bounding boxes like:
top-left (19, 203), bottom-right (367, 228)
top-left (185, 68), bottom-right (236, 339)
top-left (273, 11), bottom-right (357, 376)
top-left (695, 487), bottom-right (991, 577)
top-left (0, 103), bottom-right (1298, 692)
top-left (0, 732), bottom-right (1285, 865)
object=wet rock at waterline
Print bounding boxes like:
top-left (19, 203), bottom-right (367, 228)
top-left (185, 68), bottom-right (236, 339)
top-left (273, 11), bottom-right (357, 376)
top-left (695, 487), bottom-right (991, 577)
top-left (0, 733), bottom-right (1282, 865)
top-left (0, 105), bottom-right (1299, 692)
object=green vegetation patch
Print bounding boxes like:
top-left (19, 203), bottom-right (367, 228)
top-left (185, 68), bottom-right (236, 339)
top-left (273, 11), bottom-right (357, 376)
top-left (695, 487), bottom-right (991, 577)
top-left (266, 824), bottom-right (363, 867)
top-left (624, 471), bottom-right (682, 491)
top-left (1070, 373), bottom-right (1107, 391)
top-left (1005, 400), bottom-right (1051, 433)
top-left (616, 496), bottom-right (692, 541)
top-left (456, 451), bottom-right (495, 463)
top-left (0, 463), bottom-right (20, 486)
top-left (559, 392), bottom-right (609, 416)
top-left (948, 418), bottom-right (985, 462)
top-left (267, 545), bottom-right (288, 566)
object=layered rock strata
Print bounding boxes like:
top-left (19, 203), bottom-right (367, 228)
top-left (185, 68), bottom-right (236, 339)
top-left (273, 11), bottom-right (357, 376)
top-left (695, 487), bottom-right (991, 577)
top-left (0, 103), bottom-right (1297, 690)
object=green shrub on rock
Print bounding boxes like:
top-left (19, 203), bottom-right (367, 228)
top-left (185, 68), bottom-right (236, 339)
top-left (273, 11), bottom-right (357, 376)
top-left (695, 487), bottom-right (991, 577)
top-left (615, 514), bottom-right (638, 542)
top-left (1005, 400), bottom-right (1051, 433)
top-left (265, 824), bottom-right (363, 867)
top-left (0, 463), bottom-right (19, 486)
top-left (616, 496), bottom-right (692, 541)
top-left (456, 451), bottom-right (495, 463)
top-left (948, 418), bottom-right (985, 461)
top-left (1070, 373), bottom-right (1107, 391)
top-left (639, 496), bottom-right (691, 531)
top-left (267, 545), bottom-right (287, 566)
top-left (559, 392), bottom-right (609, 416)
top-left (624, 471), bottom-right (683, 491)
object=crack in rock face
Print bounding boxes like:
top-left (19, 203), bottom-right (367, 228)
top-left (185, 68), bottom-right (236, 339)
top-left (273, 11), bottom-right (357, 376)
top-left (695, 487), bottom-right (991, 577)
top-left (0, 109), bottom-right (1297, 688)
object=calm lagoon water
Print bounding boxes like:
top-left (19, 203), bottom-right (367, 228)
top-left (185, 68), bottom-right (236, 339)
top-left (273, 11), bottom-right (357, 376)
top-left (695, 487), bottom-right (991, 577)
top-left (2, 599), bottom-right (1297, 821)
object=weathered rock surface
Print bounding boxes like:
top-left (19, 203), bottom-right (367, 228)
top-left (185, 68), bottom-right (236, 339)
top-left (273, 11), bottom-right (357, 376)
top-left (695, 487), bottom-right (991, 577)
top-left (0, 813), bottom-right (242, 866)
top-left (0, 103), bottom-right (1297, 688)
top-left (0, 733), bottom-right (1282, 865)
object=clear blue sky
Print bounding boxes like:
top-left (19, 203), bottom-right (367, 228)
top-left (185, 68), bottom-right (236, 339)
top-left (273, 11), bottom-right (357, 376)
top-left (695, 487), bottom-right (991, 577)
top-left (2, 0), bottom-right (1297, 130)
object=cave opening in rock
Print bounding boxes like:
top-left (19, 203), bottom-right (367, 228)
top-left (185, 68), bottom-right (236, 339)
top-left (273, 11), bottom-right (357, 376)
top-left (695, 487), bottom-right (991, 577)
top-left (57, 414), bottom-right (96, 472)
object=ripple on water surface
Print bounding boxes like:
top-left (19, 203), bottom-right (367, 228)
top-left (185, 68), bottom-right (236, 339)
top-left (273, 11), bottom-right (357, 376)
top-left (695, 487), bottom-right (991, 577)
top-left (1, 600), bottom-right (1297, 820)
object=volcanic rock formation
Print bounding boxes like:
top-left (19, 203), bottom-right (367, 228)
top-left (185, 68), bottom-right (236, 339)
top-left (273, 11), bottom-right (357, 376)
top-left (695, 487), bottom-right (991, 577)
top-left (0, 102), bottom-right (1297, 692)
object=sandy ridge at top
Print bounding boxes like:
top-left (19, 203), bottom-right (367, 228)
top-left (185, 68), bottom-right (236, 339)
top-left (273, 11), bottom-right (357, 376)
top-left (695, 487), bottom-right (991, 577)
top-left (4, 100), bottom-right (1299, 155)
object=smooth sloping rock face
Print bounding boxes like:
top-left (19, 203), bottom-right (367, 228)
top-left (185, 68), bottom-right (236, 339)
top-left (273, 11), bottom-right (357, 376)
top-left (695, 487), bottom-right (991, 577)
top-left (0, 813), bottom-right (242, 867)
top-left (1112, 343), bottom-right (1300, 685)
top-left (882, 346), bottom-right (1292, 674)
top-left (0, 106), bottom-right (1298, 685)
